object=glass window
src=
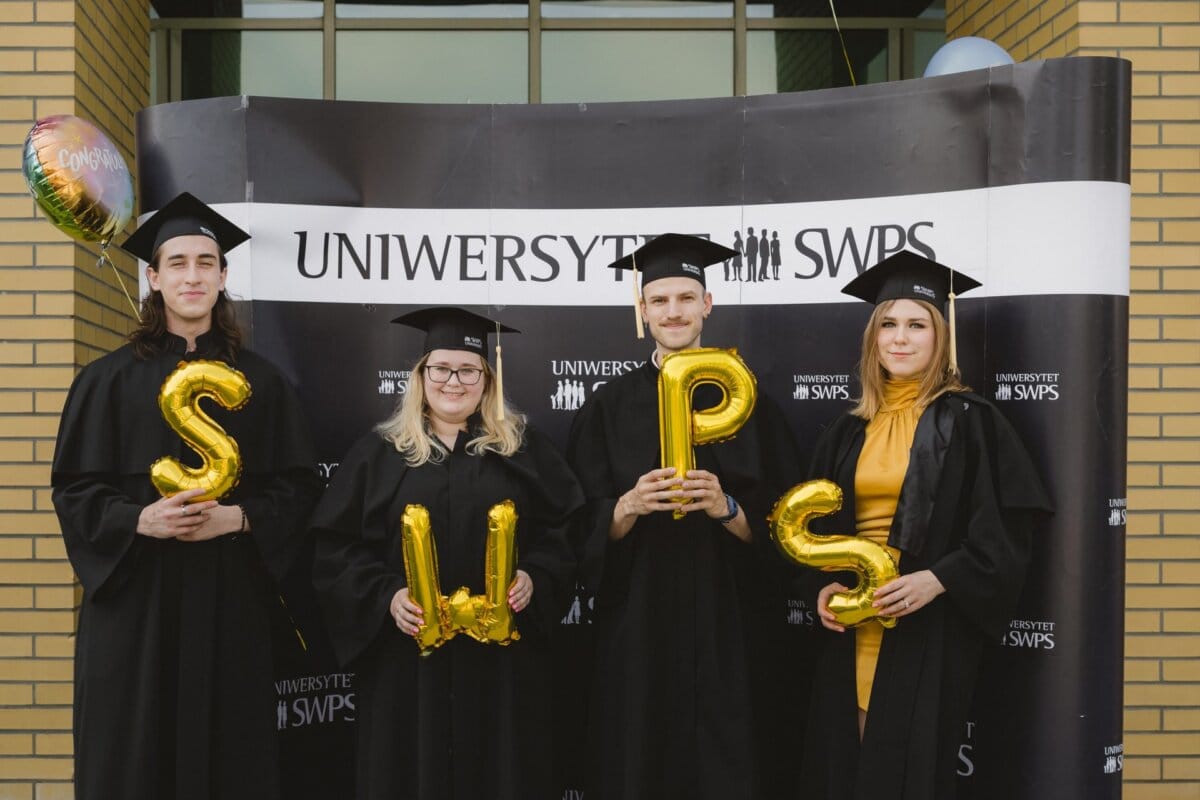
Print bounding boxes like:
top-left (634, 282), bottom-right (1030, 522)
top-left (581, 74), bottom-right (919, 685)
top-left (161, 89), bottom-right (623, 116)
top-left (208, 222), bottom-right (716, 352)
top-left (152, 0), bottom-right (323, 18)
top-left (150, 29), bottom-right (160, 103)
top-left (749, 0), bottom-right (936, 20)
top-left (337, 0), bottom-right (527, 19)
top-left (542, 31), bottom-right (732, 103)
top-left (336, 31), bottom-right (528, 103)
top-left (181, 30), bottom-right (323, 100)
top-left (541, 0), bottom-right (731, 20)
top-left (746, 29), bottom-right (887, 94)
top-left (912, 29), bottom-right (945, 77)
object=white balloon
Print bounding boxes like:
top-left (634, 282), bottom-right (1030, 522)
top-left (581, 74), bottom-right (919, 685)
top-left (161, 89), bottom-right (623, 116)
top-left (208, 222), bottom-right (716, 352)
top-left (923, 36), bottom-right (1015, 78)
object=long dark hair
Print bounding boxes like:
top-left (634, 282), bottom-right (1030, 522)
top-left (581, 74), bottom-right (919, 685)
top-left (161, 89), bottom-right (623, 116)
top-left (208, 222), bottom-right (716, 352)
top-left (128, 261), bottom-right (242, 362)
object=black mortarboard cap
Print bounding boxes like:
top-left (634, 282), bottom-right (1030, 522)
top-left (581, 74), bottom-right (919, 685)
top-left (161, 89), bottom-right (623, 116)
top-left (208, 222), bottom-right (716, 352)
top-left (121, 192), bottom-right (250, 263)
top-left (391, 307), bottom-right (518, 360)
top-left (608, 233), bottom-right (738, 289)
top-left (840, 250), bottom-right (981, 313)
top-left (392, 306), bottom-right (520, 420)
top-left (842, 250), bottom-right (982, 374)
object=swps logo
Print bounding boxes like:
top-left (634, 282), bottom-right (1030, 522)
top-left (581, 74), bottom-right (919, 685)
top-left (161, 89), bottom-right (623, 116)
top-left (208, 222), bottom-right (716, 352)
top-left (377, 369), bottom-right (411, 396)
top-left (275, 672), bottom-right (355, 729)
top-left (1001, 619), bottom-right (1056, 650)
top-left (993, 371), bottom-right (1060, 401)
top-left (548, 359), bottom-right (645, 411)
top-left (1107, 497), bottom-right (1126, 527)
top-left (1103, 743), bottom-right (1124, 774)
top-left (792, 373), bottom-right (851, 401)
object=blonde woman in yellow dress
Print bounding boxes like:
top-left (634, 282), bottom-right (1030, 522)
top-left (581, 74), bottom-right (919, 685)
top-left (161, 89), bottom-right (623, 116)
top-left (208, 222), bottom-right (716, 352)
top-left (799, 251), bottom-right (1052, 800)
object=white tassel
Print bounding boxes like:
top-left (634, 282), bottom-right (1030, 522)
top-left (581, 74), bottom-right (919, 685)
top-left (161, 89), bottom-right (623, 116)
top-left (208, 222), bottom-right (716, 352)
top-left (494, 324), bottom-right (505, 421)
top-left (632, 253), bottom-right (645, 339)
top-left (948, 291), bottom-right (958, 375)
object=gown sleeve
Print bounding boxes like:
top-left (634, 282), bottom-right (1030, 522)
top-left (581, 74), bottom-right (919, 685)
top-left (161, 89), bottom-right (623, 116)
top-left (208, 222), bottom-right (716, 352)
top-left (50, 361), bottom-right (145, 598)
top-left (235, 370), bottom-right (324, 586)
top-left (929, 402), bottom-right (1052, 639)
top-left (310, 436), bottom-right (408, 667)
top-left (504, 427), bottom-right (584, 642)
top-left (564, 392), bottom-right (623, 591)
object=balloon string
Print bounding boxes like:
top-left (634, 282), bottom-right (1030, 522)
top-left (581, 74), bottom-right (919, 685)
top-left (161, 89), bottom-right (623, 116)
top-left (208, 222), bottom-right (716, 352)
top-left (99, 243), bottom-right (141, 318)
top-left (828, 0), bottom-right (857, 87)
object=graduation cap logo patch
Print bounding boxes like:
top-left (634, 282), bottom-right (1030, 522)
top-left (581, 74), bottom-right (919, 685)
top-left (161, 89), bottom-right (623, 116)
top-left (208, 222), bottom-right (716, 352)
top-left (463, 335), bottom-right (482, 349)
top-left (913, 284), bottom-right (936, 300)
top-left (681, 263), bottom-right (702, 276)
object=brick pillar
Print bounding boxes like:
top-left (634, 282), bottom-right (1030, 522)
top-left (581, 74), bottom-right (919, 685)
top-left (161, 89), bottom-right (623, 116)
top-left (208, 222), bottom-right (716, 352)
top-left (0, 1), bottom-right (149, 797)
top-left (946, 1), bottom-right (1200, 797)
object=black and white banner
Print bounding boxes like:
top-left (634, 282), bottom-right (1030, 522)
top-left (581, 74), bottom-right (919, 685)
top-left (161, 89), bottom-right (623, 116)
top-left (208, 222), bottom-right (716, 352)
top-left (137, 55), bottom-right (1131, 799)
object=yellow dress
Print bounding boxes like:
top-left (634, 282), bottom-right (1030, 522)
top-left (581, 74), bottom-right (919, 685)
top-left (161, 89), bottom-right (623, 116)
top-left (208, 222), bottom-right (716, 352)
top-left (853, 378), bottom-right (921, 712)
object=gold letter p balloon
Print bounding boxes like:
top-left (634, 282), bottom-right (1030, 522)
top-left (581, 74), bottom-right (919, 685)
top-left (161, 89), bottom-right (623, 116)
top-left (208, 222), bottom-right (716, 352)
top-left (769, 480), bottom-right (900, 629)
top-left (150, 360), bottom-right (252, 502)
top-left (658, 347), bottom-right (757, 519)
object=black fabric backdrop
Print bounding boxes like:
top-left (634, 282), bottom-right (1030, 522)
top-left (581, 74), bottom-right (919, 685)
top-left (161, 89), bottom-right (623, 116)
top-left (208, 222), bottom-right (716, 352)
top-left (135, 56), bottom-right (1131, 799)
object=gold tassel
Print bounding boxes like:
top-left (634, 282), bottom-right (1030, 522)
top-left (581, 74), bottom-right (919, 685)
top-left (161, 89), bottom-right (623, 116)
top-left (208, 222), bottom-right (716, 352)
top-left (494, 322), bottom-right (505, 421)
top-left (632, 252), bottom-right (645, 339)
top-left (948, 291), bottom-right (958, 375)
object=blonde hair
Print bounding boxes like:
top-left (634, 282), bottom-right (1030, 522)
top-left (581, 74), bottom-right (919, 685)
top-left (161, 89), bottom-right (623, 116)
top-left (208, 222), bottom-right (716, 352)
top-left (851, 298), bottom-right (970, 420)
top-left (376, 352), bottom-right (526, 466)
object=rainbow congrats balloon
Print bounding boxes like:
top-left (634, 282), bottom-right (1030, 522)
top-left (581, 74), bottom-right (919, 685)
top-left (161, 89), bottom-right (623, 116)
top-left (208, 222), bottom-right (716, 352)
top-left (22, 115), bottom-right (134, 244)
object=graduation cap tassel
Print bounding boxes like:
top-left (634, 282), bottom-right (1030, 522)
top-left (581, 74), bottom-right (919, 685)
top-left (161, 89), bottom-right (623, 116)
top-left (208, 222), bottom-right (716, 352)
top-left (632, 253), bottom-right (645, 339)
top-left (947, 290), bottom-right (959, 375)
top-left (494, 322), bottom-right (506, 421)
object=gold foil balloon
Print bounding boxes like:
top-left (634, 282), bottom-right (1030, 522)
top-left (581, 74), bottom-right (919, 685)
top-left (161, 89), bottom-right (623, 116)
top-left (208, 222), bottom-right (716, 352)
top-left (769, 479), bottom-right (900, 629)
top-left (658, 347), bottom-right (758, 519)
top-left (401, 500), bottom-right (521, 656)
top-left (150, 360), bottom-right (252, 502)
top-left (22, 115), bottom-right (134, 244)
top-left (402, 505), bottom-right (449, 653)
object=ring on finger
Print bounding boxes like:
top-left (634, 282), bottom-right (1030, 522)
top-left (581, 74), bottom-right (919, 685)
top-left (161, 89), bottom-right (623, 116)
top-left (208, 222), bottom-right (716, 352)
top-left (903, 599), bottom-right (910, 610)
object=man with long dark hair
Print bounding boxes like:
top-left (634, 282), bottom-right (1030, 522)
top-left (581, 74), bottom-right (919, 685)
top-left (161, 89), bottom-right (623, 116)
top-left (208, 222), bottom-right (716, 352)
top-left (51, 193), bottom-right (322, 800)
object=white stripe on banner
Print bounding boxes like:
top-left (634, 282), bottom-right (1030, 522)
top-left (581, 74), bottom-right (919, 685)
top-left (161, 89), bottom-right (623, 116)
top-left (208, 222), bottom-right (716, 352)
top-left (140, 180), bottom-right (1130, 305)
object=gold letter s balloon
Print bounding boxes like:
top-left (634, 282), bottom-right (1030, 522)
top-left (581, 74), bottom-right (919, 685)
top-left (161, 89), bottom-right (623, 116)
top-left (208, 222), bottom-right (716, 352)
top-left (769, 480), bottom-right (899, 629)
top-left (401, 500), bottom-right (521, 656)
top-left (150, 360), bottom-right (252, 502)
top-left (658, 347), bottom-right (757, 519)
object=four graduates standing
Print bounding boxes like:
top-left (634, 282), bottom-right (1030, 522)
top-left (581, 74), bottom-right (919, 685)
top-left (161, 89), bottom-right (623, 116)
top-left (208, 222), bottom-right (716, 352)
top-left (52, 201), bottom-right (1049, 800)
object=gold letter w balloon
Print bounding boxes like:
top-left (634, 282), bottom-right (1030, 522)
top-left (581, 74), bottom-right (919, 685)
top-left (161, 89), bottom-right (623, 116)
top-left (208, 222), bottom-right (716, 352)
top-left (402, 500), bottom-right (521, 656)
top-left (151, 360), bottom-right (251, 501)
top-left (769, 480), bottom-right (899, 629)
top-left (658, 347), bottom-right (757, 519)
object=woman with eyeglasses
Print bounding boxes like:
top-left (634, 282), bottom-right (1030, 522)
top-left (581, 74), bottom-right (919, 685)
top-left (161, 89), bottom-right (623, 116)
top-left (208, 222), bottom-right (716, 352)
top-left (311, 307), bottom-right (583, 800)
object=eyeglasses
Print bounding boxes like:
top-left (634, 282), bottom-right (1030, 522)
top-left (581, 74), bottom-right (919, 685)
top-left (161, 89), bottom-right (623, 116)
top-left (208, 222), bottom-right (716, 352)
top-left (423, 365), bottom-right (484, 385)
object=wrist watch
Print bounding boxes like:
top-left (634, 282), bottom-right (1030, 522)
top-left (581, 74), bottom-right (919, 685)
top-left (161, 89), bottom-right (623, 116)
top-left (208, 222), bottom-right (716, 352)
top-left (714, 493), bottom-right (739, 524)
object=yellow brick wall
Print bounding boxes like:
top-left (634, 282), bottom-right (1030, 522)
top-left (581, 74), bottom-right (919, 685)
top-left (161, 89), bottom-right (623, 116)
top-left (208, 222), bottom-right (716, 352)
top-left (947, 1), bottom-right (1200, 797)
top-left (0, 1), bottom-right (147, 797)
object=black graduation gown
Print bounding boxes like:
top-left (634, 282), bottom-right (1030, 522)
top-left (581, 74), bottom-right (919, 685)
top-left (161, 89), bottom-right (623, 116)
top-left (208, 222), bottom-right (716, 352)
top-left (310, 425), bottom-right (583, 800)
top-left (797, 392), bottom-right (1053, 800)
top-left (50, 332), bottom-right (322, 800)
top-left (566, 360), bottom-right (801, 800)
